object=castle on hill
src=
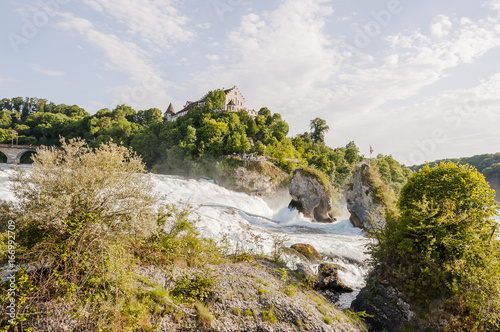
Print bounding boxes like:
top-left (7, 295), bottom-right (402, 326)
top-left (164, 86), bottom-right (258, 121)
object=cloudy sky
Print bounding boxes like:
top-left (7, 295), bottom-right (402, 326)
top-left (1, 0), bottom-right (499, 165)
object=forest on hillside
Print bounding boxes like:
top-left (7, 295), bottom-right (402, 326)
top-left (0, 93), bottom-right (412, 195)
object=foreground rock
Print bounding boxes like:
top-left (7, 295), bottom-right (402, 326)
top-left (346, 164), bottom-right (387, 230)
top-left (290, 243), bottom-right (322, 263)
top-left (289, 168), bottom-right (334, 222)
top-left (351, 278), bottom-right (417, 332)
top-left (24, 260), bottom-right (367, 331)
top-left (294, 262), bottom-right (316, 282)
top-left (317, 263), bottom-right (353, 293)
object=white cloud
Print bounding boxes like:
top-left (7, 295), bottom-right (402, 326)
top-left (430, 14), bottom-right (452, 38)
top-left (336, 12), bottom-right (500, 115)
top-left (30, 64), bottom-right (64, 76)
top-left (191, 0), bottom-right (340, 117)
top-left (81, 0), bottom-right (194, 49)
top-left (484, 0), bottom-right (500, 11)
top-left (338, 15), bottom-right (353, 22)
top-left (206, 54), bottom-right (220, 61)
top-left (196, 23), bottom-right (211, 29)
top-left (56, 12), bottom-right (175, 109)
top-left (333, 73), bottom-right (500, 164)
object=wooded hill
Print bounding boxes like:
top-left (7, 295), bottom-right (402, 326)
top-left (0, 94), bottom-right (388, 194)
top-left (410, 153), bottom-right (500, 200)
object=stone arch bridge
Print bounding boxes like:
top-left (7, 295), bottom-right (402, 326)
top-left (0, 144), bottom-right (39, 164)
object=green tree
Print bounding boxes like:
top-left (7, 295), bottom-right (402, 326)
top-left (138, 108), bottom-right (163, 126)
top-left (309, 118), bottom-right (329, 143)
top-left (204, 89), bottom-right (226, 110)
top-left (372, 162), bottom-right (500, 330)
top-left (0, 128), bottom-right (11, 143)
top-left (245, 118), bottom-right (258, 137)
top-left (0, 110), bottom-right (12, 128)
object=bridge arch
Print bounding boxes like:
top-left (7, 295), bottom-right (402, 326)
top-left (0, 144), bottom-right (39, 164)
top-left (18, 150), bottom-right (36, 164)
top-left (0, 150), bottom-right (6, 163)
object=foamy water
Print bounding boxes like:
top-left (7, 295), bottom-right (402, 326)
top-left (3, 163), bottom-right (499, 307)
top-left (0, 164), bottom-right (368, 307)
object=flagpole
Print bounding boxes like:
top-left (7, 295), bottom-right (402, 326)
top-left (369, 146), bottom-right (373, 167)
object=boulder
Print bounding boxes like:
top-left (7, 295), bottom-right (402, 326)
top-left (316, 263), bottom-right (352, 292)
top-left (346, 163), bottom-right (386, 230)
top-left (290, 243), bottom-right (322, 263)
top-left (294, 263), bottom-right (316, 282)
top-left (288, 170), bottom-right (333, 222)
top-left (351, 278), bottom-right (417, 332)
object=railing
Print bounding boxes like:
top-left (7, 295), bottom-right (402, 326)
top-left (0, 144), bottom-right (38, 149)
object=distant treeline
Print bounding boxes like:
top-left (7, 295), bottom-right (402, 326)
top-left (410, 153), bottom-right (500, 199)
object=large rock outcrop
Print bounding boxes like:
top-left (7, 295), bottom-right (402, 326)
top-left (351, 278), bottom-right (417, 332)
top-left (289, 170), bottom-right (334, 222)
top-left (346, 163), bottom-right (386, 230)
top-left (233, 161), bottom-right (288, 195)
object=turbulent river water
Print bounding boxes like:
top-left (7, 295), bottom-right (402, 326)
top-left (0, 163), bottom-right (370, 308)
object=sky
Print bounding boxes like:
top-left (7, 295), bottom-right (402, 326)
top-left (1, 0), bottom-right (499, 165)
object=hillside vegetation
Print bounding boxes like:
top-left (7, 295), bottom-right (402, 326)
top-left (0, 94), bottom-right (369, 200)
top-left (411, 153), bottom-right (500, 200)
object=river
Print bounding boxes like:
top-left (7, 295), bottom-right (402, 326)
top-left (0, 163), bottom-right (369, 308)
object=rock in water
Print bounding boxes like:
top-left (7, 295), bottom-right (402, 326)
top-left (316, 263), bottom-right (352, 292)
top-left (351, 278), bottom-right (417, 332)
top-left (288, 169), bottom-right (333, 222)
top-left (346, 163), bottom-right (387, 230)
top-left (290, 243), bottom-right (322, 263)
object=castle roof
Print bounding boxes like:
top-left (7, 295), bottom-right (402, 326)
top-left (165, 103), bottom-right (175, 115)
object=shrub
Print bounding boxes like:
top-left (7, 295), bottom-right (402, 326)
top-left (262, 305), bottom-right (277, 324)
top-left (195, 302), bottom-right (213, 327)
top-left (0, 139), bottom-right (223, 331)
top-left (171, 271), bottom-right (215, 304)
top-left (371, 162), bottom-right (500, 330)
top-left (11, 138), bottom-right (158, 238)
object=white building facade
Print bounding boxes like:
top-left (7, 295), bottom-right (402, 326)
top-left (164, 86), bottom-right (257, 121)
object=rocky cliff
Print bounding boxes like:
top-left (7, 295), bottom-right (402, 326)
top-left (231, 160), bottom-right (288, 196)
top-left (345, 164), bottom-right (388, 231)
top-left (288, 168), bottom-right (334, 222)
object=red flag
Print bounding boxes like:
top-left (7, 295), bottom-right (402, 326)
top-left (370, 146), bottom-right (374, 155)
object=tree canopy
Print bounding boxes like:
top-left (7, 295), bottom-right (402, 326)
top-left (372, 162), bottom-right (500, 330)
top-left (0, 95), bottom-right (384, 199)
top-left (309, 117), bottom-right (329, 143)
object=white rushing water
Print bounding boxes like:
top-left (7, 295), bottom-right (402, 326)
top-left (3, 163), bottom-right (500, 308)
top-left (154, 174), bottom-right (370, 307)
top-left (0, 164), bottom-right (369, 307)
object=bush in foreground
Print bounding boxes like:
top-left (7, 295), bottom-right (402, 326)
top-left (371, 162), bottom-right (500, 330)
top-left (0, 139), bottom-right (222, 331)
